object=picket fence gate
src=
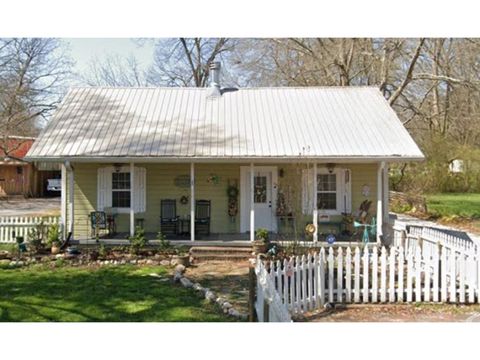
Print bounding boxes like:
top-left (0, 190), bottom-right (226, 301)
top-left (256, 244), bottom-right (480, 320)
top-left (0, 216), bottom-right (60, 243)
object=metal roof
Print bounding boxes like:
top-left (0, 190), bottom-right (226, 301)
top-left (26, 86), bottom-right (424, 162)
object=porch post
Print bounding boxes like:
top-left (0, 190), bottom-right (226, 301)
top-left (382, 162), bottom-right (389, 225)
top-left (60, 163), bottom-right (67, 240)
top-left (190, 162), bottom-right (195, 242)
top-left (313, 163), bottom-right (318, 242)
top-left (376, 161), bottom-right (384, 243)
top-left (250, 162), bottom-right (255, 242)
top-left (68, 163), bottom-right (74, 238)
top-left (130, 162), bottom-right (135, 237)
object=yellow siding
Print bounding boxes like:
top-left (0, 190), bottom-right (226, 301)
top-left (71, 162), bottom-right (379, 239)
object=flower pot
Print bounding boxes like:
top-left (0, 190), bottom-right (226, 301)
top-left (51, 244), bottom-right (60, 255)
top-left (252, 240), bottom-right (268, 254)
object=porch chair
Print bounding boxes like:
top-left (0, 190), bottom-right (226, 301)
top-left (160, 199), bottom-right (179, 235)
top-left (90, 211), bottom-right (107, 239)
top-left (195, 200), bottom-right (211, 236)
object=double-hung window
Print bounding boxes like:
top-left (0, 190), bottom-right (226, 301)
top-left (112, 172), bottom-right (131, 208)
top-left (317, 173), bottom-right (337, 211)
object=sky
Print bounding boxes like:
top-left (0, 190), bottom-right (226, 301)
top-left (64, 38), bottom-right (156, 82)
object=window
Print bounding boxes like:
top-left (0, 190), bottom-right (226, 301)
top-left (112, 172), bottom-right (131, 208)
top-left (317, 173), bottom-right (337, 210)
top-left (254, 176), bottom-right (267, 203)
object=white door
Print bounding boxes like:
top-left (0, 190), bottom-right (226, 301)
top-left (240, 166), bottom-right (277, 233)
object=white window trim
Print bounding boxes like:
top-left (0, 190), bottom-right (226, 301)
top-left (316, 168), bottom-right (342, 215)
top-left (302, 167), bottom-right (351, 216)
top-left (97, 165), bottom-right (146, 213)
top-left (112, 171), bottom-right (132, 212)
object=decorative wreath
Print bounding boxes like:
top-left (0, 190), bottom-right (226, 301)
top-left (305, 223), bottom-right (316, 235)
top-left (180, 195), bottom-right (188, 205)
top-left (226, 185), bottom-right (239, 198)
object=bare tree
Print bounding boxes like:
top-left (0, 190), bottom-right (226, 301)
top-left (83, 53), bottom-right (147, 87)
top-left (0, 38), bottom-right (72, 155)
top-left (147, 38), bottom-right (236, 87)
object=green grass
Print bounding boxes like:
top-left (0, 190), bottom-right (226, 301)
top-left (426, 193), bottom-right (480, 219)
top-left (0, 264), bottom-right (228, 322)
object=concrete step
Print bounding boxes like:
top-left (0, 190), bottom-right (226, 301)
top-left (189, 246), bottom-right (252, 254)
top-left (189, 246), bottom-right (253, 263)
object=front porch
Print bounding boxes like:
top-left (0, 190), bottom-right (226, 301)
top-left (62, 161), bottom-right (390, 246)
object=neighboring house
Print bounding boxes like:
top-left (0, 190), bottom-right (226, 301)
top-left (25, 63), bottom-right (424, 243)
top-left (0, 136), bottom-right (61, 197)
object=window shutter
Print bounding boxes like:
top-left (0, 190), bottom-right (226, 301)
top-left (342, 168), bottom-right (352, 213)
top-left (134, 167), bottom-right (146, 212)
top-left (301, 168), bottom-right (314, 215)
top-left (97, 167), bottom-right (112, 210)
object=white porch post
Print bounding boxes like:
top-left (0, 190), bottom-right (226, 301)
top-left (190, 162), bottom-right (195, 242)
top-left (68, 163), bottom-right (74, 238)
top-left (250, 162), bottom-right (255, 242)
top-left (130, 162), bottom-right (135, 237)
top-left (60, 163), bottom-right (67, 240)
top-left (313, 163), bottom-right (318, 242)
top-left (382, 162), bottom-right (389, 225)
top-left (376, 161), bottom-right (385, 243)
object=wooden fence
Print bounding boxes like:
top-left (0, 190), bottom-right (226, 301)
top-left (0, 216), bottom-right (60, 243)
top-left (256, 243), bottom-right (480, 320)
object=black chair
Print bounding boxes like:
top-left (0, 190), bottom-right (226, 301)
top-left (195, 200), bottom-right (211, 236)
top-left (90, 211), bottom-right (107, 239)
top-left (160, 199), bottom-right (179, 235)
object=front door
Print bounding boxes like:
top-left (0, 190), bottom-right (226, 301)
top-left (240, 166), bottom-right (277, 233)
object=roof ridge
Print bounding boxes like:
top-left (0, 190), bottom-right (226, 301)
top-left (68, 85), bottom-right (381, 91)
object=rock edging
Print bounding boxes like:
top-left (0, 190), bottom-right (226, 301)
top-left (172, 264), bottom-right (248, 321)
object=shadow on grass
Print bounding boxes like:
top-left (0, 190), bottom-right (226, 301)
top-left (0, 265), bottom-right (229, 322)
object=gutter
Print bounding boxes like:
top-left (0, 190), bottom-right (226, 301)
top-left (24, 155), bottom-right (426, 163)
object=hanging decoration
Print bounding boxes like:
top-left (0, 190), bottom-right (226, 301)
top-left (362, 184), bottom-right (370, 197)
top-left (226, 181), bottom-right (239, 219)
top-left (207, 173), bottom-right (220, 184)
top-left (180, 195), bottom-right (189, 205)
top-left (276, 190), bottom-right (287, 216)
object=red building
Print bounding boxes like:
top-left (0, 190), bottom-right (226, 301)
top-left (0, 136), bottom-right (59, 197)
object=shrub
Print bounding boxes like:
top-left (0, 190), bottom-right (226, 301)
top-left (157, 232), bottom-right (173, 253)
top-left (46, 223), bottom-right (61, 247)
top-left (27, 221), bottom-right (46, 253)
top-left (255, 228), bottom-right (269, 241)
top-left (128, 226), bottom-right (148, 254)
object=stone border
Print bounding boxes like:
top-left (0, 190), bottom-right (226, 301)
top-left (0, 253), bottom-right (186, 269)
top-left (173, 264), bottom-right (248, 321)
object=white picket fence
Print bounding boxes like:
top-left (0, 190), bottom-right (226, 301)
top-left (255, 259), bottom-right (292, 322)
top-left (0, 216), bottom-right (60, 243)
top-left (256, 244), bottom-right (480, 320)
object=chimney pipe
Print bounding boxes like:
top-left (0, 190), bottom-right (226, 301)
top-left (209, 61), bottom-right (221, 89)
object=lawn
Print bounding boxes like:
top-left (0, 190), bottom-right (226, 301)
top-left (0, 264), bottom-right (228, 322)
top-left (426, 193), bottom-right (480, 219)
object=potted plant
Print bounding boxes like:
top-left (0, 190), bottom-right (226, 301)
top-left (172, 245), bottom-right (190, 266)
top-left (253, 228), bottom-right (269, 254)
top-left (46, 223), bottom-right (61, 255)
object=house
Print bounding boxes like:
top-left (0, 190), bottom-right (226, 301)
top-left (0, 136), bottom-right (61, 197)
top-left (25, 63), bottom-right (424, 243)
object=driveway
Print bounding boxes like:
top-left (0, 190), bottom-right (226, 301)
top-left (0, 197), bottom-right (60, 217)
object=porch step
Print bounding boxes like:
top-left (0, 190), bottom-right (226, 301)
top-left (189, 246), bottom-right (253, 263)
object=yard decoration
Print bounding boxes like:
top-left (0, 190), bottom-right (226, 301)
top-left (353, 217), bottom-right (376, 243)
top-left (358, 199), bottom-right (372, 223)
